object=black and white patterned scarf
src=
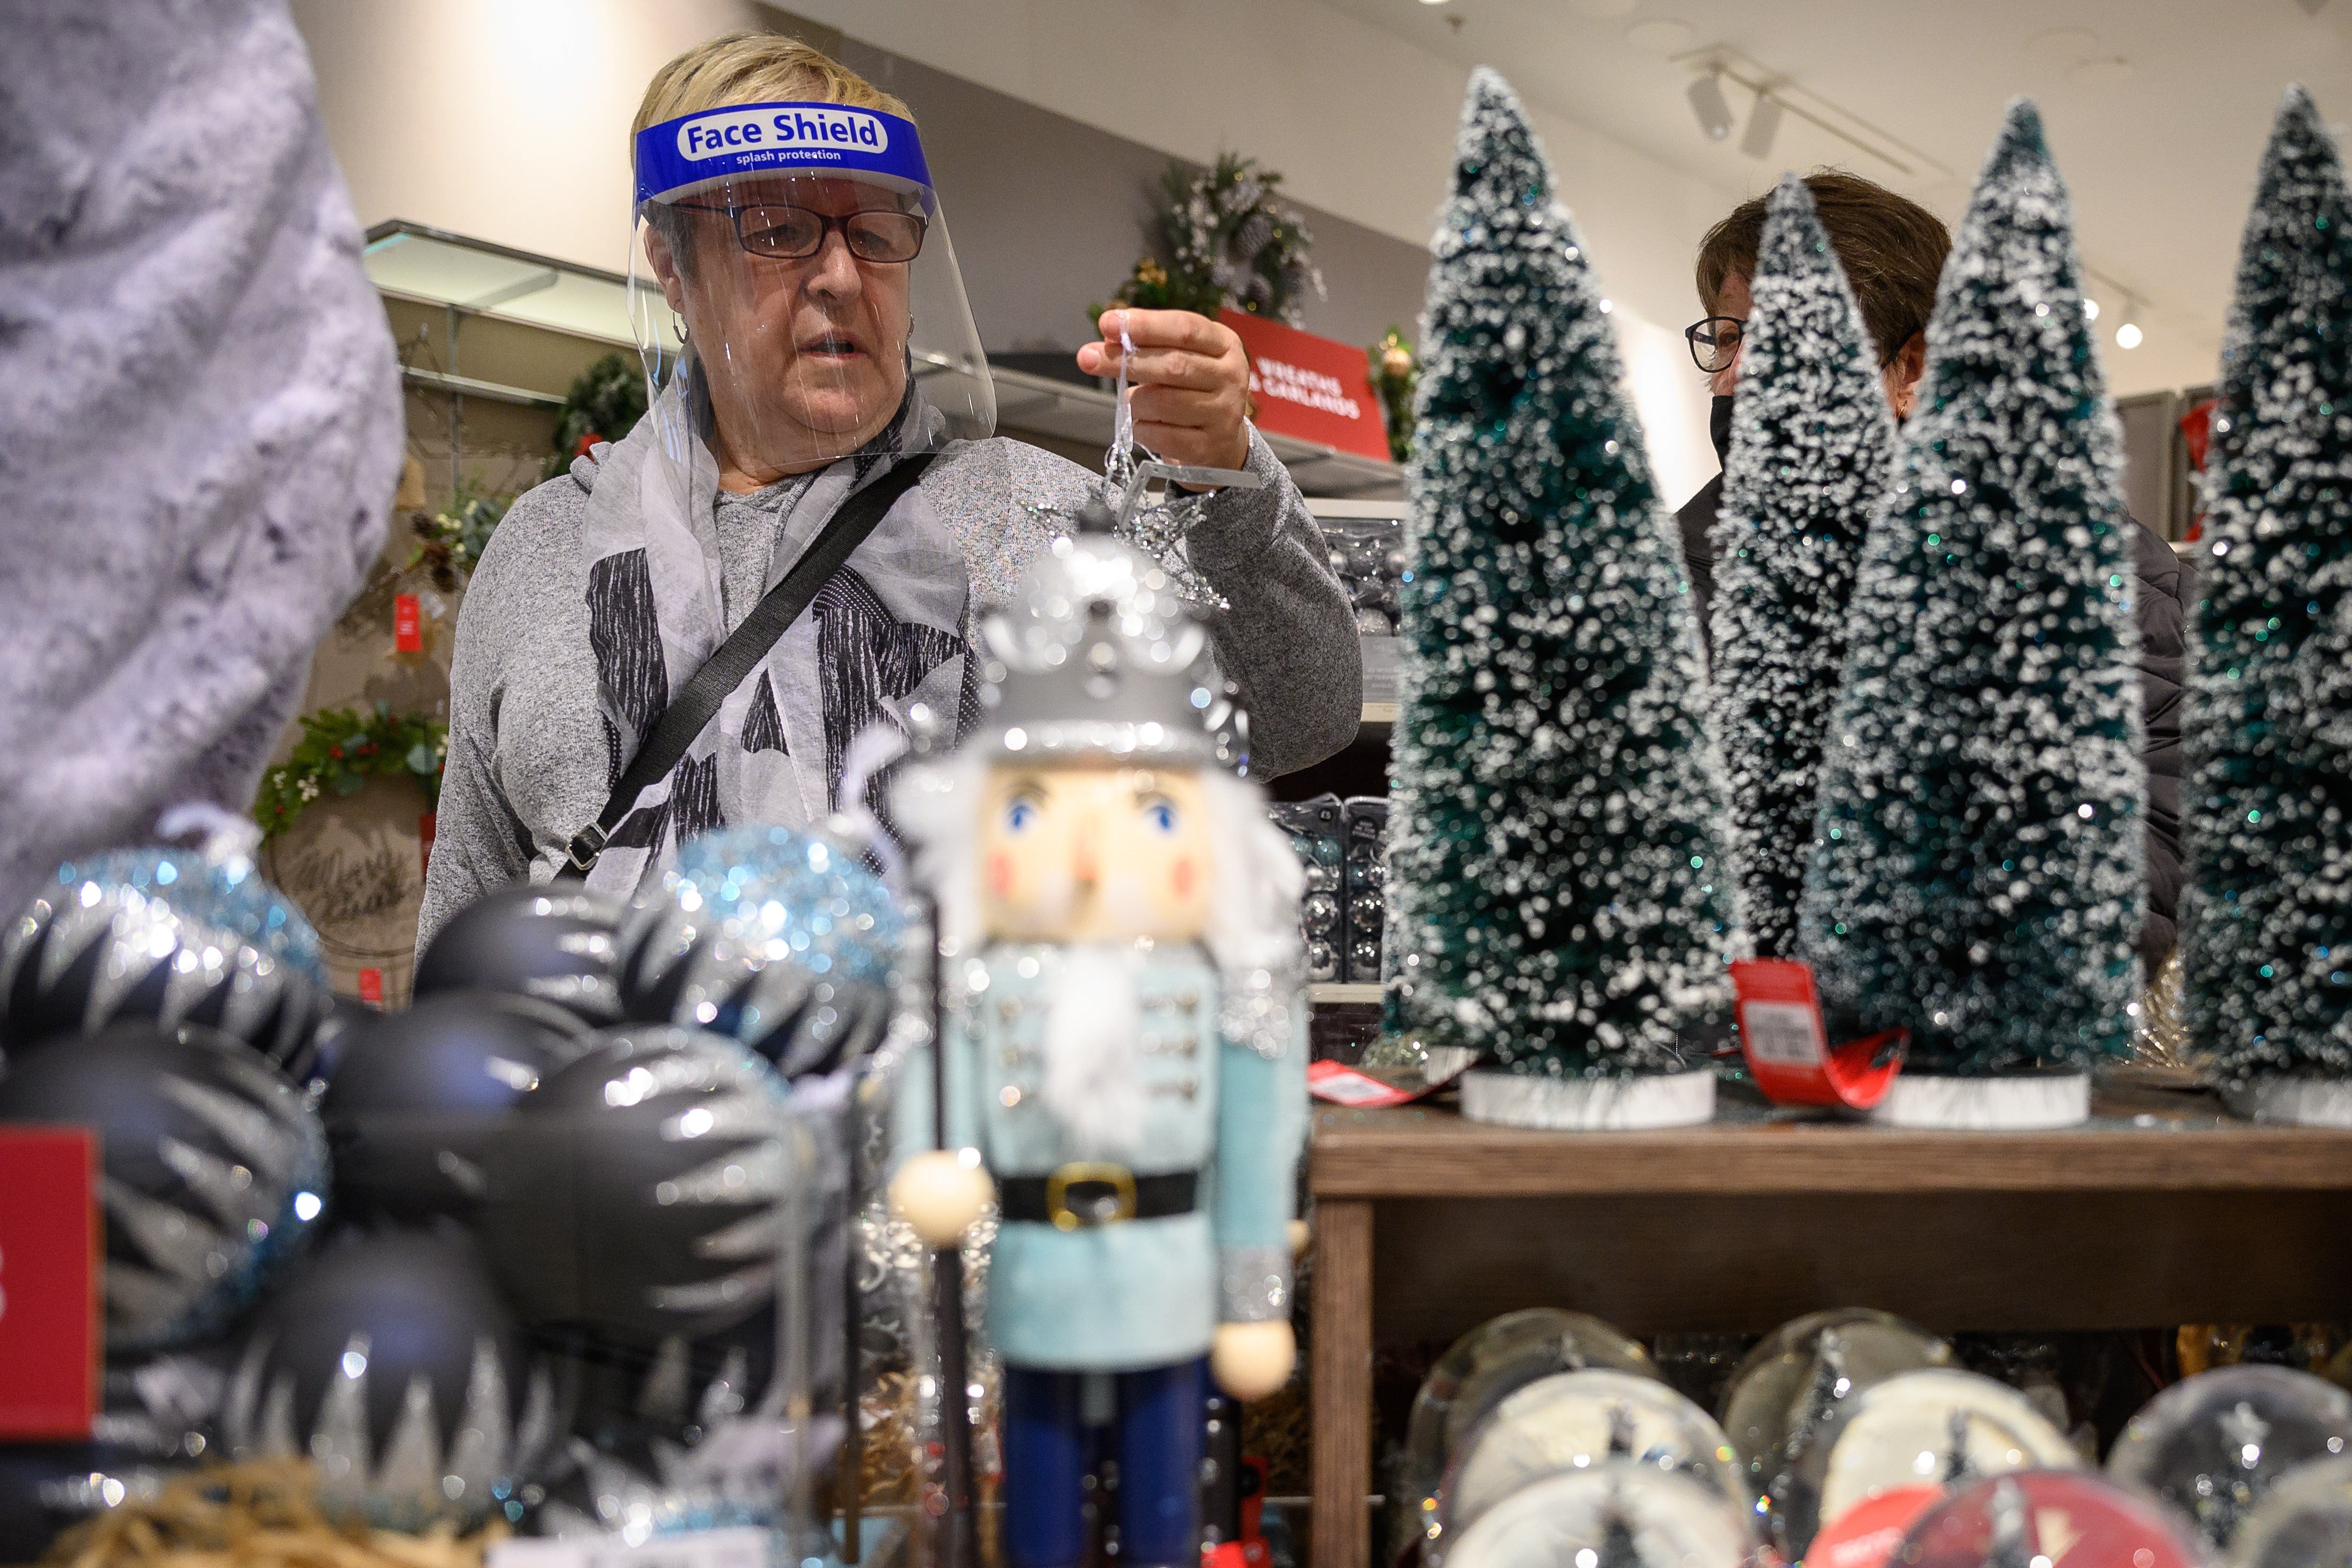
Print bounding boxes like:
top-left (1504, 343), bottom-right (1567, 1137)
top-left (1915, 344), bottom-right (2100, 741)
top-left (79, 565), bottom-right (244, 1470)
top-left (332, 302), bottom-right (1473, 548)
top-left (578, 370), bottom-right (975, 899)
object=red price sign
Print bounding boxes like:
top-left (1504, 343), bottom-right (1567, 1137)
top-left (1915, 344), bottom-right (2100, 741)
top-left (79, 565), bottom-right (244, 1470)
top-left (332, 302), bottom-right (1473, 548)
top-left (0, 1126), bottom-right (100, 1438)
top-left (1217, 310), bottom-right (1393, 462)
top-left (358, 967), bottom-right (385, 1009)
top-left (394, 593), bottom-right (423, 653)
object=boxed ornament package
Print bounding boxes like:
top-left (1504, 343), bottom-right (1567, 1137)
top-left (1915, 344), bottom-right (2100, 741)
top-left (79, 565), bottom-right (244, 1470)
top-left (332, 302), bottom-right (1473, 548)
top-left (1272, 794), bottom-right (1348, 983)
top-left (1315, 506), bottom-right (1408, 704)
top-left (1343, 797), bottom-right (1391, 984)
top-left (1267, 794), bottom-right (1394, 988)
top-left (1321, 511), bottom-right (1408, 638)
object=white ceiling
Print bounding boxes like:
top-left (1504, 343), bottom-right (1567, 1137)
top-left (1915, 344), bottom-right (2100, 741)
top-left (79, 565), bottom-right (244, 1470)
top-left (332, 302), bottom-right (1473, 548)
top-left (1316, 0), bottom-right (2352, 395)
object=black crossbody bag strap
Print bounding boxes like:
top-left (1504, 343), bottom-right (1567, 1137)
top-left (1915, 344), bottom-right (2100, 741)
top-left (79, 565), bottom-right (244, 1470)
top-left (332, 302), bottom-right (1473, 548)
top-left (560, 452), bottom-right (938, 879)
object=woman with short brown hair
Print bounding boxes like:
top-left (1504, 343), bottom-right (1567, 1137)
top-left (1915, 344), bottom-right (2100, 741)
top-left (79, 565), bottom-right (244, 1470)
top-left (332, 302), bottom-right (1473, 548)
top-left (419, 33), bottom-right (1359, 944)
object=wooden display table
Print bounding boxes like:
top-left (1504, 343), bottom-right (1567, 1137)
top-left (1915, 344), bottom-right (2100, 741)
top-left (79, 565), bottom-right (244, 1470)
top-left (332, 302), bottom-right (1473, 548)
top-left (1304, 1081), bottom-right (2352, 1568)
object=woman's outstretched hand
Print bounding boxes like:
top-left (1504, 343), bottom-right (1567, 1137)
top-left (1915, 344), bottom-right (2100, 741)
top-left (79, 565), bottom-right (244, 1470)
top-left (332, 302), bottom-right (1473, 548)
top-left (1078, 308), bottom-right (1252, 476)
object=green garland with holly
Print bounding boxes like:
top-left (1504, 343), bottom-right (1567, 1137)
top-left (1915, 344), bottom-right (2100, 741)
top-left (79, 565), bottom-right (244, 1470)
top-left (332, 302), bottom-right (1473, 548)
top-left (544, 351), bottom-right (650, 481)
top-left (408, 480), bottom-right (512, 590)
top-left (254, 703), bottom-right (447, 839)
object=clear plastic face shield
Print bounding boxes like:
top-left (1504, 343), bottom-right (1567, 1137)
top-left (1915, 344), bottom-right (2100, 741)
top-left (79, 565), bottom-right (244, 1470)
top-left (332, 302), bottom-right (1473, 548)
top-left (630, 101), bottom-right (993, 482)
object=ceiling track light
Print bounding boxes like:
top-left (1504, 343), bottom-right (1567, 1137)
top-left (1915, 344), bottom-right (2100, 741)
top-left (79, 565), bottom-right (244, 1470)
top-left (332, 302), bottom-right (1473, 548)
top-left (1687, 70), bottom-right (1735, 141)
top-left (2115, 297), bottom-right (2144, 350)
top-left (1741, 91), bottom-right (1785, 159)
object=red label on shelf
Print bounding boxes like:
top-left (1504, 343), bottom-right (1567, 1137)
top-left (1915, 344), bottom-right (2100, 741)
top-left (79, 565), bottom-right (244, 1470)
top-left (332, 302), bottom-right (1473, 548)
top-left (1307, 1059), bottom-right (1422, 1108)
top-left (394, 593), bottom-right (423, 652)
top-left (358, 967), bottom-right (384, 1009)
top-left (1730, 959), bottom-right (1904, 1110)
top-left (419, 810), bottom-right (438, 877)
top-left (1219, 310), bottom-right (1392, 462)
top-left (0, 1127), bottom-right (100, 1438)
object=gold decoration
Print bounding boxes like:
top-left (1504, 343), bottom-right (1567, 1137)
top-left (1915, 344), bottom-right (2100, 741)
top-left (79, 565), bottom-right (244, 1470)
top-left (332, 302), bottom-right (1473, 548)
top-left (41, 1460), bottom-right (507, 1568)
top-left (2132, 948), bottom-right (2195, 1070)
top-left (2176, 1323), bottom-right (2352, 1391)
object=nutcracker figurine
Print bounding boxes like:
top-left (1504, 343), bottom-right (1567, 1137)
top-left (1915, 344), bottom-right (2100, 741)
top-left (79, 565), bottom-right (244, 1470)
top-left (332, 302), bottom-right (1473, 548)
top-left (889, 503), bottom-right (1309, 1568)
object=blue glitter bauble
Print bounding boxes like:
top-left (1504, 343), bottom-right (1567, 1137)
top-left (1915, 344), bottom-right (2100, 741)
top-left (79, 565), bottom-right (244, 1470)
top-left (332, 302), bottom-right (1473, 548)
top-left (1, 850), bottom-right (327, 1072)
top-left (616, 826), bottom-right (906, 1079)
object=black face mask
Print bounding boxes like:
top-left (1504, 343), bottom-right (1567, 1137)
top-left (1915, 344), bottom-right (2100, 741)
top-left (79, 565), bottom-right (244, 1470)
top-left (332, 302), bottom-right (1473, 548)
top-left (1709, 393), bottom-right (1734, 466)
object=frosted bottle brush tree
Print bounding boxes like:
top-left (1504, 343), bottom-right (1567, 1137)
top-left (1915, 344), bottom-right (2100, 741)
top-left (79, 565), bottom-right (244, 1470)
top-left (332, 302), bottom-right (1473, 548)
top-left (1709, 176), bottom-right (1897, 959)
top-left (2181, 85), bottom-right (2352, 1125)
top-left (1797, 100), bottom-right (2144, 1127)
top-left (1385, 68), bottom-right (1732, 1131)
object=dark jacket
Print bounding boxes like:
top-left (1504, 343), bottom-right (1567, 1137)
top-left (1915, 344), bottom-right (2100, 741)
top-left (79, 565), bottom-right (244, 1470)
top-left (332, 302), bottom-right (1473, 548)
top-left (1676, 440), bottom-right (2198, 973)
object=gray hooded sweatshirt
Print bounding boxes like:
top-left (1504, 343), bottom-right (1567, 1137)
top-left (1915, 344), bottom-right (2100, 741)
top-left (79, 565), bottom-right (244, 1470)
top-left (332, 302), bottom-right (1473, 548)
top-left (418, 426), bottom-right (1361, 951)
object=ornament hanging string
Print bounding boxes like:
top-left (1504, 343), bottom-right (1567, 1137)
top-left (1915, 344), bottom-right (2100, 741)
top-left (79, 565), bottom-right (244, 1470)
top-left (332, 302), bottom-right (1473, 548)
top-left (1110, 310), bottom-right (1138, 474)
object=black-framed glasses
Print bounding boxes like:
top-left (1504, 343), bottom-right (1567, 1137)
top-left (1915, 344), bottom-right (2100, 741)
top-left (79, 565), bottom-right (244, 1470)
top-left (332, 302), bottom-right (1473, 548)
top-left (673, 201), bottom-right (928, 264)
top-left (1685, 315), bottom-right (1745, 374)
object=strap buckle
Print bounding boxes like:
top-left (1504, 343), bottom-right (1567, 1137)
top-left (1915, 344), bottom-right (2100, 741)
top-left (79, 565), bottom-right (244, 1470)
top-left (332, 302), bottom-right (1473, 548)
top-left (565, 822), bottom-right (609, 874)
top-left (1044, 1162), bottom-right (1137, 1230)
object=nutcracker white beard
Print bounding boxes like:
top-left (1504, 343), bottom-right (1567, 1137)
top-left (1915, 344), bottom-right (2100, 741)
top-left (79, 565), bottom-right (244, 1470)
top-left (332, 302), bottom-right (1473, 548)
top-left (1038, 945), bottom-right (1148, 1160)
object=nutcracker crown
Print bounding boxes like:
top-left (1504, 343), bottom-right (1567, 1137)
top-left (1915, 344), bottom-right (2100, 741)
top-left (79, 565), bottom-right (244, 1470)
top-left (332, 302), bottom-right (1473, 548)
top-left (974, 506), bottom-right (1220, 764)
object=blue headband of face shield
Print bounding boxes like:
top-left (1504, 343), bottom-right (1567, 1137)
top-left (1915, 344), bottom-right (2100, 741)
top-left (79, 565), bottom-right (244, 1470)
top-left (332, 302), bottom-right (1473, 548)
top-left (632, 100), bottom-right (936, 213)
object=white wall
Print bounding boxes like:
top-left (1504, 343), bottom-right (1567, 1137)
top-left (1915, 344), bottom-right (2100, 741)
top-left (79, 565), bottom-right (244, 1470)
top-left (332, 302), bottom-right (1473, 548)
top-left (795, 0), bottom-right (1731, 495)
top-left (289, 0), bottom-right (770, 277)
top-left (290, 0), bottom-right (1728, 504)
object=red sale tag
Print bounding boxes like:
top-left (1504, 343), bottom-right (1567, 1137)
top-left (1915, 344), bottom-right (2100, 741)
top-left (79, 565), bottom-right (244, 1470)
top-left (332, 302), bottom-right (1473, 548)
top-left (1730, 959), bottom-right (1904, 1110)
top-left (1307, 1059), bottom-right (1423, 1108)
top-left (358, 967), bottom-right (385, 1009)
top-left (394, 593), bottom-right (423, 652)
top-left (1219, 310), bottom-right (1394, 462)
top-left (0, 1127), bottom-right (100, 1438)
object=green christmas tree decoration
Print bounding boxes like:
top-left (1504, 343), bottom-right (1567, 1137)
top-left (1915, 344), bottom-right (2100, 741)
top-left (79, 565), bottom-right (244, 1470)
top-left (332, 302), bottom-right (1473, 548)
top-left (1797, 99), bottom-right (2145, 1097)
top-left (2180, 85), bottom-right (2352, 1120)
top-left (544, 351), bottom-right (650, 481)
top-left (1385, 69), bottom-right (1731, 1127)
top-left (1710, 176), bottom-right (1897, 958)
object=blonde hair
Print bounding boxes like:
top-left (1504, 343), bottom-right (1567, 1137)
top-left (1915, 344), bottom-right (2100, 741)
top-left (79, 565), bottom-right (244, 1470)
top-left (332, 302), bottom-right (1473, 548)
top-left (633, 32), bottom-right (912, 148)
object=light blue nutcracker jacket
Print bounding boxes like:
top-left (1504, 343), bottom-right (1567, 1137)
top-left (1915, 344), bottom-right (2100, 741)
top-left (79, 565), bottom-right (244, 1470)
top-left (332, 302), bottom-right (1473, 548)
top-left (892, 940), bottom-right (1307, 1372)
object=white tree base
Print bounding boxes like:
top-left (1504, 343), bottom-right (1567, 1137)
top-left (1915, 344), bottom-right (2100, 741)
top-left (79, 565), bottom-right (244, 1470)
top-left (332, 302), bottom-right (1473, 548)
top-left (2225, 1077), bottom-right (2352, 1128)
top-left (1867, 1073), bottom-right (2091, 1130)
top-left (1422, 1045), bottom-right (1480, 1086)
top-left (1459, 1069), bottom-right (1715, 1131)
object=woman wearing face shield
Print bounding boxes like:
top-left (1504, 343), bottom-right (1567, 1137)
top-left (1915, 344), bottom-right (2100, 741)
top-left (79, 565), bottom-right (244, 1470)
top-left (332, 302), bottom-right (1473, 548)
top-left (417, 37), bottom-right (1362, 942)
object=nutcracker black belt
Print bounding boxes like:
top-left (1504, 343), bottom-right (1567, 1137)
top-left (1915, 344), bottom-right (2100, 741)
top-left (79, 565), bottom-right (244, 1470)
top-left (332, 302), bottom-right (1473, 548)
top-left (1000, 1165), bottom-right (1199, 1230)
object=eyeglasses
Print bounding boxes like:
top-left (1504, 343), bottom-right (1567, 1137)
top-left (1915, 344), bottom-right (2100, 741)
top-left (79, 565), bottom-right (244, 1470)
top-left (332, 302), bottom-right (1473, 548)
top-left (673, 201), bottom-right (928, 264)
top-left (1685, 315), bottom-right (1745, 374)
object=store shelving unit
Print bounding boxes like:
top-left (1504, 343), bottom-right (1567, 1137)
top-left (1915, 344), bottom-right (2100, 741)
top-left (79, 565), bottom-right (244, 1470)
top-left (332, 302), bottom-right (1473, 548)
top-left (362, 221), bottom-right (1409, 502)
top-left (990, 364), bottom-right (1403, 497)
top-left (1302, 1082), bottom-right (2352, 1568)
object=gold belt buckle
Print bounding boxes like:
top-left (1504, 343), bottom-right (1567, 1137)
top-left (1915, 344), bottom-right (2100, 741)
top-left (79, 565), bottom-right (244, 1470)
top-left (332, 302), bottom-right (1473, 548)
top-left (1045, 1161), bottom-right (1138, 1230)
